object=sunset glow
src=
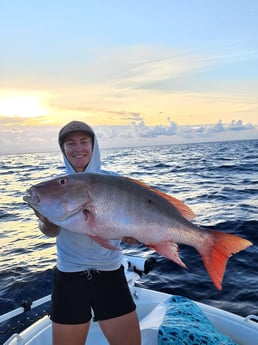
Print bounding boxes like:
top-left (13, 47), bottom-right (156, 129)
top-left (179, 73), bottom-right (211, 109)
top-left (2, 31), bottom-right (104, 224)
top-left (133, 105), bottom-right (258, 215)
top-left (0, 1), bottom-right (257, 154)
top-left (0, 94), bottom-right (49, 118)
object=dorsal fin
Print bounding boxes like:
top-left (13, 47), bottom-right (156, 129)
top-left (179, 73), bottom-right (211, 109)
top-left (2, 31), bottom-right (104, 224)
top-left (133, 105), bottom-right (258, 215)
top-left (127, 177), bottom-right (195, 220)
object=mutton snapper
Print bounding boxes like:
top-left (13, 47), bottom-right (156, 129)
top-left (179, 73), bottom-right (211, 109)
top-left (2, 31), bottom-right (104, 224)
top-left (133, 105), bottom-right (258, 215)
top-left (23, 173), bottom-right (252, 290)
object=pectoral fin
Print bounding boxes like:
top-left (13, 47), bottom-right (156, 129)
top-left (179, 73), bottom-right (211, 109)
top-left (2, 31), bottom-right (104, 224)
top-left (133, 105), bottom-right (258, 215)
top-left (88, 235), bottom-right (120, 250)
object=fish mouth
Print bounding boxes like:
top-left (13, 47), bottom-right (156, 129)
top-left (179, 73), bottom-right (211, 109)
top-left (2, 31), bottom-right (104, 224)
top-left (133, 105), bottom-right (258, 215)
top-left (23, 187), bottom-right (40, 207)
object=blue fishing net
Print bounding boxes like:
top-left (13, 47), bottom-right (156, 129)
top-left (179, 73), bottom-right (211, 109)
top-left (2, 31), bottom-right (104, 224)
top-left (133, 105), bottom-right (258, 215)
top-left (158, 295), bottom-right (237, 345)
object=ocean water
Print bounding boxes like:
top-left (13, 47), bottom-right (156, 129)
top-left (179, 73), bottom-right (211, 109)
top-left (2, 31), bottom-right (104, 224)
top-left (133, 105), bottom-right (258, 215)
top-left (0, 139), bottom-right (257, 341)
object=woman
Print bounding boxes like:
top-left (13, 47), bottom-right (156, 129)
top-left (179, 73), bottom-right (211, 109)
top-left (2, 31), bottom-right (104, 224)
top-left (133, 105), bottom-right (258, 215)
top-left (37, 120), bottom-right (141, 345)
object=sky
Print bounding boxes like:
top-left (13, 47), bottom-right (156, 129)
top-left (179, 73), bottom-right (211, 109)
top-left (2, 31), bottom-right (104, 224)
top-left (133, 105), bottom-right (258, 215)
top-left (0, 0), bottom-right (258, 154)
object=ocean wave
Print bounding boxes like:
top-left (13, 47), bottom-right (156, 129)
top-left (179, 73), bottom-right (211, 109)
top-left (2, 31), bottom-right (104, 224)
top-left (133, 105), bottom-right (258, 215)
top-left (0, 140), bottom-right (257, 342)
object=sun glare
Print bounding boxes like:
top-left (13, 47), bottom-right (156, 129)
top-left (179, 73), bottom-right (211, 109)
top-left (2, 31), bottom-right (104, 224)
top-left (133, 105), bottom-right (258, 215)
top-left (0, 95), bottom-right (48, 118)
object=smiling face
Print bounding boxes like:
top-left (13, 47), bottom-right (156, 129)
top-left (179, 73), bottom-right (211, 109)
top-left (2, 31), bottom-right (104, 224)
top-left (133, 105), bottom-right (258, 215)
top-left (63, 131), bottom-right (93, 172)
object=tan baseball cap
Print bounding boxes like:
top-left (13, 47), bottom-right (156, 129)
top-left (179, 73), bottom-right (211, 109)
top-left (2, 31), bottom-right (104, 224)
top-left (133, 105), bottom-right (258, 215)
top-left (58, 121), bottom-right (94, 146)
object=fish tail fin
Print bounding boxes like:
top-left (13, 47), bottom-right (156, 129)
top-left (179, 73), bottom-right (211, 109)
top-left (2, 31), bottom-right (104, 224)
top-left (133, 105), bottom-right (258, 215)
top-left (149, 241), bottom-right (187, 269)
top-left (198, 231), bottom-right (252, 290)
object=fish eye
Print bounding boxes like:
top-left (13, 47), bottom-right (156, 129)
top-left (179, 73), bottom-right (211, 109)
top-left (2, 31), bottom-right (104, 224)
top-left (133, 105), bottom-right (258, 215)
top-left (59, 178), bottom-right (68, 185)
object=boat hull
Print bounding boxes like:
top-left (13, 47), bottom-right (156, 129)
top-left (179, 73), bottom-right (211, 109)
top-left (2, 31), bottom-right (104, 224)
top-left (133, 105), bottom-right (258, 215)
top-left (3, 286), bottom-right (258, 345)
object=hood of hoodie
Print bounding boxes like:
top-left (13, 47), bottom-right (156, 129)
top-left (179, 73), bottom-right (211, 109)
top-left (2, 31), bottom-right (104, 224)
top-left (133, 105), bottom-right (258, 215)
top-left (59, 127), bottom-right (101, 174)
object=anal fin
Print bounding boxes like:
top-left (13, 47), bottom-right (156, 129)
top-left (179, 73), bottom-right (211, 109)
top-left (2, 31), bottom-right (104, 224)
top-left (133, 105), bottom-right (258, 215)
top-left (149, 241), bottom-right (187, 268)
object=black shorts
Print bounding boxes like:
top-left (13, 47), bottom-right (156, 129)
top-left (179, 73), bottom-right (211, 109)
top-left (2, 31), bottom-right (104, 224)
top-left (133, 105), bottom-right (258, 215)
top-left (50, 266), bottom-right (136, 324)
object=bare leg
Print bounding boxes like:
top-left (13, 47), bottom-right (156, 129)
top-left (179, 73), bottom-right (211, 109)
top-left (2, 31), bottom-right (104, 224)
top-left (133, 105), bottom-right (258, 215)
top-left (99, 310), bottom-right (141, 345)
top-left (52, 321), bottom-right (90, 345)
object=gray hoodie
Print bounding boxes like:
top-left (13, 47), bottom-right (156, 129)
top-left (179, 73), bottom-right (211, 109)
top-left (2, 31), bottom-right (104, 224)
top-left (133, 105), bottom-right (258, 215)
top-left (56, 126), bottom-right (122, 272)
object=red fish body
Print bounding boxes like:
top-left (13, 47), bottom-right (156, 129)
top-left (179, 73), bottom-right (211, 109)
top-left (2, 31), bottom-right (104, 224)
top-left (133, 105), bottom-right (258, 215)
top-left (24, 173), bottom-right (252, 290)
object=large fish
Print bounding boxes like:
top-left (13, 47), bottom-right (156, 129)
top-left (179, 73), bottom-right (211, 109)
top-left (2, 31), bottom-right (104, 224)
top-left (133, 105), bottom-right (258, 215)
top-left (23, 173), bottom-right (252, 290)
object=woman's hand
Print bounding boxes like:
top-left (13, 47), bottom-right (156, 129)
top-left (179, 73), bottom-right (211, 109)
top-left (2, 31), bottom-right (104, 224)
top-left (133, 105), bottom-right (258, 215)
top-left (33, 209), bottom-right (61, 237)
top-left (122, 237), bottom-right (139, 245)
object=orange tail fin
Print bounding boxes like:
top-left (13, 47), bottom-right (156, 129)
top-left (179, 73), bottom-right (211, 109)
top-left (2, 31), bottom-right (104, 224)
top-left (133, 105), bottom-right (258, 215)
top-left (198, 231), bottom-right (252, 290)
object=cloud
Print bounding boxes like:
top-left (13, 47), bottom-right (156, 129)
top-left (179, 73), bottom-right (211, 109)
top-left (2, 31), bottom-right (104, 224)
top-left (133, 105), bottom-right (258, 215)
top-left (0, 115), bottom-right (257, 154)
top-left (82, 46), bottom-right (206, 89)
top-left (1, 44), bottom-right (257, 130)
top-left (132, 116), bottom-right (178, 138)
top-left (96, 117), bottom-right (257, 149)
top-left (204, 120), bottom-right (225, 134)
top-left (179, 119), bottom-right (255, 139)
top-left (228, 119), bottom-right (254, 131)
